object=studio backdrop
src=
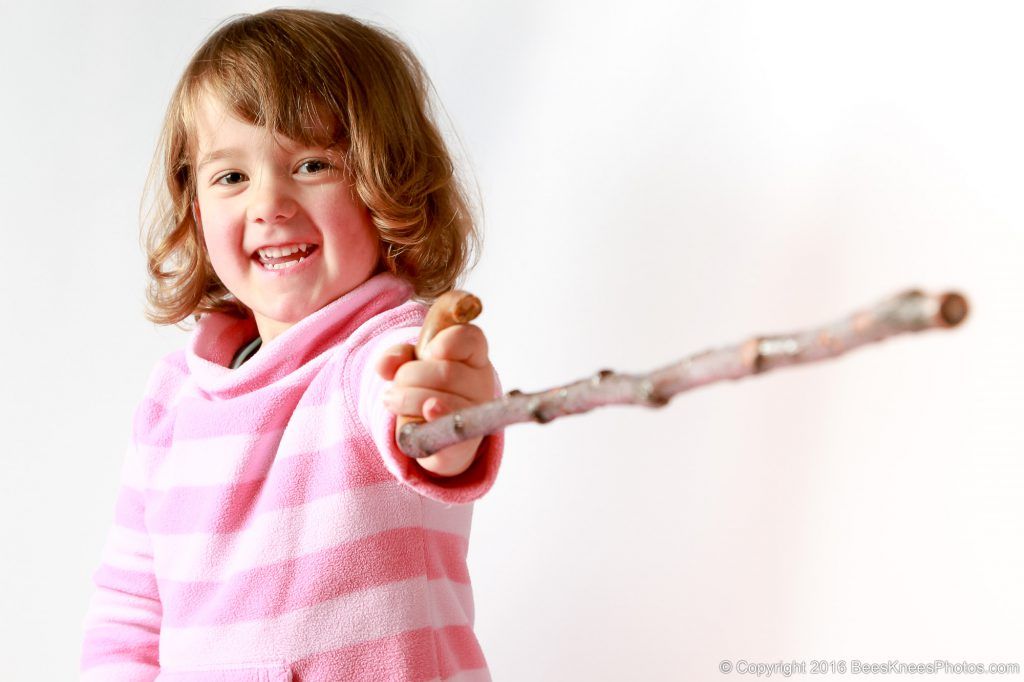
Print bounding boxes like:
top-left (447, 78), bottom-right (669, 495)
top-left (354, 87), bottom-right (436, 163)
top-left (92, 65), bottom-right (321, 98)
top-left (1, 1), bottom-right (1021, 679)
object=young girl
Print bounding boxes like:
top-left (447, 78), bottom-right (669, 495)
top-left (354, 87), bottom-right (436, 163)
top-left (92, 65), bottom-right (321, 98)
top-left (80, 9), bottom-right (503, 681)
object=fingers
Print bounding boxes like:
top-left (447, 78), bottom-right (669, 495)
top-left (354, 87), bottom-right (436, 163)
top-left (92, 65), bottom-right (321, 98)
top-left (378, 325), bottom-right (494, 423)
top-left (383, 386), bottom-right (473, 421)
top-left (375, 343), bottom-right (417, 380)
top-left (421, 324), bottom-right (489, 368)
top-left (391, 359), bottom-right (491, 401)
top-left (376, 323), bottom-right (489, 379)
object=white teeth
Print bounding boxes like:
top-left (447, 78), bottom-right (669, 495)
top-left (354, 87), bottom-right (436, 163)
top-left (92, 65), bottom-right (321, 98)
top-left (257, 243), bottom-right (312, 259)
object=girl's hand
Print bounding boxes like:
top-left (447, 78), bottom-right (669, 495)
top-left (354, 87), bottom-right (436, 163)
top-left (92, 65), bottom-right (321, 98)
top-left (376, 323), bottom-right (495, 477)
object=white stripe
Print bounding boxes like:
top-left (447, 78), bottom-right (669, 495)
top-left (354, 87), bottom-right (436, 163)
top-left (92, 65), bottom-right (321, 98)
top-left (145, 431), bottom-right (271, 491)
top-left (99, 526), bottom-right (154, 574)
top-left (81, 591), bottom-right (160, 632)
top-left (118, 443), bottom-right (149, 490)
top-left (159, 577), bottom-right (474, 667)
top-left (150, 482), bottom-right (472, 582)
top-left (426, 574), bottom-right (477, 628)
top-left (81, 660), bottom-right (159, 681)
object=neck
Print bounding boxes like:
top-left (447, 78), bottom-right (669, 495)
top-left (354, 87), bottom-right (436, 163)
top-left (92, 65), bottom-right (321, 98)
top-left (253, 314), bottom-right (292, 346)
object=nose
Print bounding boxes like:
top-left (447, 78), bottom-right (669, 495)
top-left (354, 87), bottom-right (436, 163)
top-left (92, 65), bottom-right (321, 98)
top-left (246, 173), bottom-right (298, 225)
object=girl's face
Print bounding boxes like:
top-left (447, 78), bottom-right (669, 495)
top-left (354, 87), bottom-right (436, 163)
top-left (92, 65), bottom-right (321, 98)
top-left (193, 93), bottom-right (380, 343)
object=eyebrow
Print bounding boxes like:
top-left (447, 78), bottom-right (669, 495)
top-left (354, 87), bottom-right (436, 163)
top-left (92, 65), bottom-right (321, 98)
top-left (196, 147), bottom-right (245, 172)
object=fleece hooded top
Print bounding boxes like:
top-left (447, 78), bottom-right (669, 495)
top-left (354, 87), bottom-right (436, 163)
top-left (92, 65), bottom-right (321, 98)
top-left (80, 273), bottom-right (503, 682)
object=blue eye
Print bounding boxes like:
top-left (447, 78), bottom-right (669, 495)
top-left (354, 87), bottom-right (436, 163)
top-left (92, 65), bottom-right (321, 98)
top-left (215, 171), bottom-right (246, 186)
top-left (297, 159), bottom-right (332, 175)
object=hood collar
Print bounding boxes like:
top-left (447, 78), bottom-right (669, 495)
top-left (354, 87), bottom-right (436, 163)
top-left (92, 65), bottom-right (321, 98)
top-left (186, 272), bottom-right (414, 399)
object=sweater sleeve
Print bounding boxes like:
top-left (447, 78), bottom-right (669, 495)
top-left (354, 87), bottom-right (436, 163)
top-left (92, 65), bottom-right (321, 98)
top-left (355, 324), bottom-right (504, 505)
top-left (80, 424), bottom-right (162, 679)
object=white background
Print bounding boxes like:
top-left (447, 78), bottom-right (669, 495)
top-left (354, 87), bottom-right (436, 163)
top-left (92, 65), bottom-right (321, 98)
top-left (1, 1), bottom-right (1022, 680)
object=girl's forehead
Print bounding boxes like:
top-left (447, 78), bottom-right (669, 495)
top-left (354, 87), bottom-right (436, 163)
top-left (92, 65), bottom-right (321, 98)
top-left (190, 89), bottom-right (338, 159)
top-left (192, 94), bottom-right (311, 156)
top-left (193, 94), bottom-right (250, 144)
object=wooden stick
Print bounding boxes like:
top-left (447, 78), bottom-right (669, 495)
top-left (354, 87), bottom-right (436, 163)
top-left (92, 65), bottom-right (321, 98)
top-left (397, 288), bottom-right (969, 459)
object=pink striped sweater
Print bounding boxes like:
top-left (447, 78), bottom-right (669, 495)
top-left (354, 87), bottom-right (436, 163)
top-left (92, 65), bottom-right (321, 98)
top-left (80, 273), bottom-right (503, 681)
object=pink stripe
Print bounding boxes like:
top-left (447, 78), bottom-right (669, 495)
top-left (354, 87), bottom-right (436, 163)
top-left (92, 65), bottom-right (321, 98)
top-left (134, 397), bottom-right (171, 447)
top-left (113, 486), bottom-right (147, 532)
top-left (175, 381), bottom-right (316, 440)
top-left (93, 564), bottom-right (160, 600)
top-left (145, 435), bottom-right (391, 534)
top-left (424, 532), bottom-right (470, 582)
top-left (159, 527), bottom-right (469, 627)
top-left (290, 625), bottom-right (485, 682)
top-left (433, 625), bottom-right (488, 680)
top-left (80, 624), bottom-right (160, 671)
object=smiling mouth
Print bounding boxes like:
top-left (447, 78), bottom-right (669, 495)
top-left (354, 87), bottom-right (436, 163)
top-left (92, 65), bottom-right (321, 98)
top-left (253, 243), bottom-right (320, 270)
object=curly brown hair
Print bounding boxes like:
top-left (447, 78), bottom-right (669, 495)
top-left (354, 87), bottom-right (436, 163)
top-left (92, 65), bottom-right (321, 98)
top-left (142, 9), bottom-right (479, 325)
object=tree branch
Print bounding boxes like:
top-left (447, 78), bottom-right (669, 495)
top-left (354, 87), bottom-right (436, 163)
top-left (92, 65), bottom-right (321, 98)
top-left (397, 288), bottom-right (969, 459)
